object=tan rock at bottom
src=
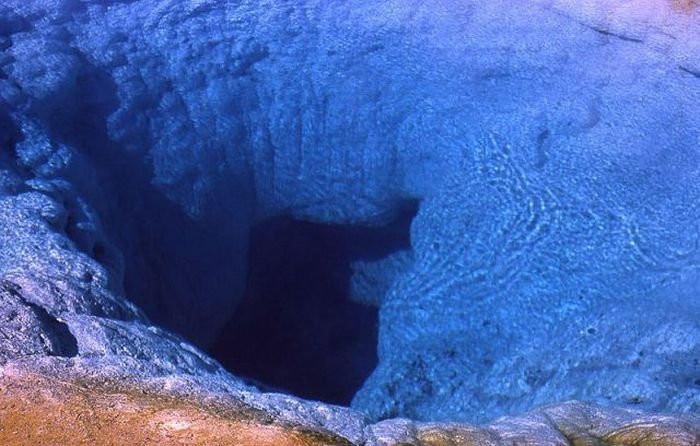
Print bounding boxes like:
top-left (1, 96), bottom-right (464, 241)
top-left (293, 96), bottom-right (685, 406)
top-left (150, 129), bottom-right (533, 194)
top-left (0, 367), bottom-right (697, 446)
top-left (0, 367), bottom-right (352, 446)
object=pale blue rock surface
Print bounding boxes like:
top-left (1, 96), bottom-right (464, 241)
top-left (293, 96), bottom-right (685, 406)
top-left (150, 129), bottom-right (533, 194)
top-left (0, 0), bottom-right (698, 426)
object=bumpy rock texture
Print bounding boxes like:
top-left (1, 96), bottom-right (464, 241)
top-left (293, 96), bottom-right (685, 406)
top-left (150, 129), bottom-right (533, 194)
top-left (0, 0), bottom-right (699, 439)
top-left (1, 364), bottom-right (699, 445)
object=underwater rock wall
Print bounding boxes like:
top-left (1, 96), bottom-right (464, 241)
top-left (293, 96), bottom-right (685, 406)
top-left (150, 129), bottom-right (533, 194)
top-left (0, 0), bottom-right (699, 431)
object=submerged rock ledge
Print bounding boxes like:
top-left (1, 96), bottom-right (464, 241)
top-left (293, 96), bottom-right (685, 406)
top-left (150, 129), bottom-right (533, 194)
top-left (1, 362), bottom-right (698, 445)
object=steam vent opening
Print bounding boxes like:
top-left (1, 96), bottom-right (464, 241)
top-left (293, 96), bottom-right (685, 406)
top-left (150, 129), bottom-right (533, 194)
top-left (210, 203), bottom-right (417, 405)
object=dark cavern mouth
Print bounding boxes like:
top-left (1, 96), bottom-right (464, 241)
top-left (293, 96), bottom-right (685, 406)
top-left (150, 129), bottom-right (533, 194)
top-left (116, 196), bottom-right (417, 406)
top-left (210, 207), bottom-right (416, 405)
top-left (33, 37), bottom-right (418, 406)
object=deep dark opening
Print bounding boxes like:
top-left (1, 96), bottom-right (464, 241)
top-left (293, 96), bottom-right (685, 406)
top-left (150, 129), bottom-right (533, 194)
top-left (38, 55), bottom-right (418, 405)
top-left (210, 203), bottom-right (417, 406)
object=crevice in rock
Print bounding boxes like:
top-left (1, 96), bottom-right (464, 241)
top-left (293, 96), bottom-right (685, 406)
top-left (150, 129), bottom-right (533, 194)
top-left (23, 45), bottom-right (418, 407)
top-left (37, 54), bottom-right (249, 348)
top-left (581, 22), bottom-right (644, 43)
top-left (209, 202), bottom-right (417, 406)
top-left (0, 106), bottom-right (22, 169)
top-left (0, 280), bottom-right (78, 358)
top-left (679, 65), bottom-right (700, 79)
